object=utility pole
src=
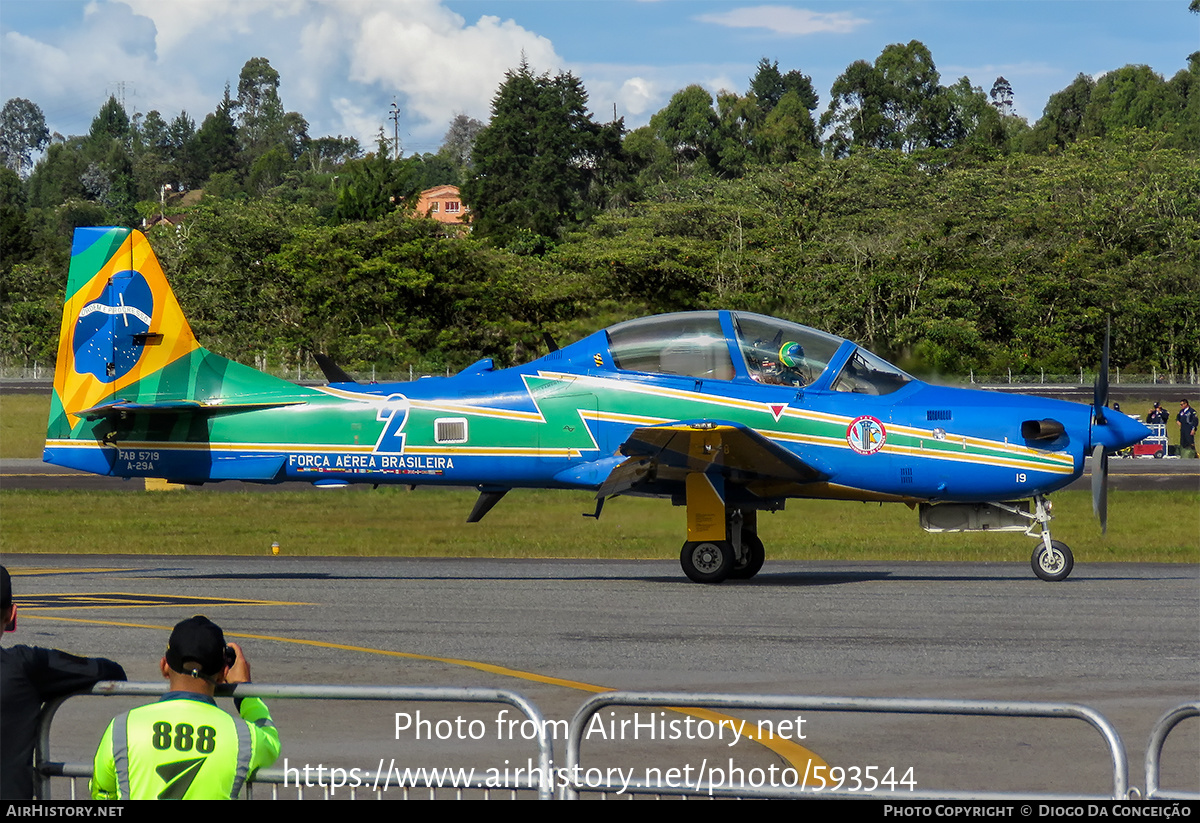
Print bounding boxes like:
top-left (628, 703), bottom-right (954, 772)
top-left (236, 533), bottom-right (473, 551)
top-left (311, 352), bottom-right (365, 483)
top-left (389, 100), bottom-right (401, 161)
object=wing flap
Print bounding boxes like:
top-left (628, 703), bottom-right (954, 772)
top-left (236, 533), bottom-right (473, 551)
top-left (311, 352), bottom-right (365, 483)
top-left (600, 421), bottom-right (828, 498)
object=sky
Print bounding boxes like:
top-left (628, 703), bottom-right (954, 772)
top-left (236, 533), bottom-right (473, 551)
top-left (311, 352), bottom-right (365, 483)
top-left (0, 1), bottom-right (1195, 157)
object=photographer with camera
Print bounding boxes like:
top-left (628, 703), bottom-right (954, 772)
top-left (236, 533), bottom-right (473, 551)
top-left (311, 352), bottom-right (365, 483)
top-left (91, 616), bottom-right (280, 800)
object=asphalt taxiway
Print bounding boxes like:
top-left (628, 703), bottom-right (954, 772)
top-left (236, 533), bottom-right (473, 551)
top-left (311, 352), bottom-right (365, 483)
top-left (5, 554), bottom-right (1197, 797)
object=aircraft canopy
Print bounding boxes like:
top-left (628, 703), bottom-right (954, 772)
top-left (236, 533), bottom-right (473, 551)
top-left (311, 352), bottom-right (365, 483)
top-left (604, 311), bottom-right (909, 394)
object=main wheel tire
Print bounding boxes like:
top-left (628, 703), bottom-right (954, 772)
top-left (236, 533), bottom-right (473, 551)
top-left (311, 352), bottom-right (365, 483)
top-left (680, 540), bottom-right (734, 584)
top-left (1031, 540), bottom-right (1074, 582)
top-left (728, 532), bottom-right (765, 580)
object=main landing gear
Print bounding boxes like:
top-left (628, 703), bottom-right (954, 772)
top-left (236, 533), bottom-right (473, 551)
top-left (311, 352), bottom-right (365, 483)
top-left (678, 483), bottom-right (766, 584)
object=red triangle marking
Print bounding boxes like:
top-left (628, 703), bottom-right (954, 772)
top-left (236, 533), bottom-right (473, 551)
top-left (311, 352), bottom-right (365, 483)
top-left (769, 403), bottom-right (786, 422)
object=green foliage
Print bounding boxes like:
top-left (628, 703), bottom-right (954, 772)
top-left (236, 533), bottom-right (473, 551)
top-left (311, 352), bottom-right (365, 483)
top-left (557, 137), bottom-right (1199, 376)
top-left (88, 97), bottom-right (130, 143)
top-left (334, 152), bottom-right (422, 222)
top-left (3, 45), bottom-right (1197, 384)
top-left (0, 98), bottom-right (50, 176)
top-left (822, 41), bottom-right (959, 156)
top-left (464, 62), bottom-right (618, 245)
top-left (650, 85), bottom-right (718, 170)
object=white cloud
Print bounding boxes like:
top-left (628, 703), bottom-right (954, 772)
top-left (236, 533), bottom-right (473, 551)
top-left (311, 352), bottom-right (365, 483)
top-left (119, 0), bottom-right (267, 54)
top-left (343, 5), bottom-right (562, 138)
top-left (330, 96), bottom-right (378, 146)
top-left (107, 0), bottom-right (566, 147)
top-left (1, 0), bottom-right (795, 149)
top-left (1, 31), bottom-right (74, 99)
top-left (696, 6), bottom-right (868, 36)
top-left (617, 77), bottom-right (655, 117)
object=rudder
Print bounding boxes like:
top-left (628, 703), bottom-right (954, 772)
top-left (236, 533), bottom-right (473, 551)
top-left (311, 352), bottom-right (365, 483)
top-left (49, 227), bottom-right (200, 437)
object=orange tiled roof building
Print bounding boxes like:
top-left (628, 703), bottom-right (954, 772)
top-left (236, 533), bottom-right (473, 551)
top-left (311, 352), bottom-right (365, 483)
top-left (414, 185), bottom-right (469, 225)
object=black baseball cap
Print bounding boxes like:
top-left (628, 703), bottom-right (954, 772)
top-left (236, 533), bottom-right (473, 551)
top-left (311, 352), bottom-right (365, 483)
top-left (165, 615), bottom-right (227, 678)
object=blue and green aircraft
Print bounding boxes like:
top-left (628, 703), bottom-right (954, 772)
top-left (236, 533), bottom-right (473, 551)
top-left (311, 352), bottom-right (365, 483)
top-left (45, 227), bottom-right (1149, 583)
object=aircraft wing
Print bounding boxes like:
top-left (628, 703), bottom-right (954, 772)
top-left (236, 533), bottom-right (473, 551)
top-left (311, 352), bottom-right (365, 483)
top-left (598, 420), bottom-right (828, 499)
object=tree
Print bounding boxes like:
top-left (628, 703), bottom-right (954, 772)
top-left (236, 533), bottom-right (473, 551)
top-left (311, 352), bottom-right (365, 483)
top-left (1082, 65), bottom-right (1175, 138)
top-left (302, 135), bottom-right (362, 173)
top-left (989, 77), bottom-right (1014, 116)
top-left (650, 85), bottom-right (718, 169)
top-left (945, 77), bottom-right (1005, 151)
top-left (233, 57), bottom-right (299, 168)
top-left (748, 59), bottom-right (818, 115)
top-left (88, 97), bottom-right (130, 143)
top-left (438, 114), bottom-right (485, 168)
top-left (757, 90), bottom-right (820, 162)
top-left (820, 60), bottom-right (891, 156)
top-left (334, 150), bottom-right (421, 222)
top-left (140, 111), bottom-right (170, 152)
top-left (874, 40), bottom-right (955, 151)
top-left (1164, 52), bottom-right (1199, 148)
top-left (0, 99), bottom-right (50, 176)
top-left (194, 87), bottom-right (239, 183)
top-left (1024, 73), bottom-right (1095, 152)
top-left (749, 58), bottom-right (787, 112)
top-left (463, 61), bottom-right (611, 246)
top-left (821, 41), bottom-right (957, 156)
top-left (0, 166), bottom-right (30, 270)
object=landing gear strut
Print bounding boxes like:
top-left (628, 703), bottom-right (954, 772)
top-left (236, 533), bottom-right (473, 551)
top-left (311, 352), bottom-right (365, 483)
top-left (678, 479), bottom-right (766, 584)
top-left (1029, 494), bottom-right (1074, 582)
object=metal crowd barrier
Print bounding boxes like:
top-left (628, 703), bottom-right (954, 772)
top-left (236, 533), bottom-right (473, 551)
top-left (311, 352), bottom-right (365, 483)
top-left (37, 685), bottom-right (1196, 800)
top-left (36, 681), bottom-right (553, 800)
top-left (564, 692), bottom-right (1131, 800)
top-left (1144, 701), bottom-right (1200, 801)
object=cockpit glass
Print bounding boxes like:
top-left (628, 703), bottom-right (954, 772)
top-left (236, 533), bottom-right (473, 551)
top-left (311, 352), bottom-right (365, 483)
top-left (606, 312), bottom-right (735, 380)
top-left (731, 312), bottom-right (845, 388)
top-left (831, 347), bottom-right (913, 395)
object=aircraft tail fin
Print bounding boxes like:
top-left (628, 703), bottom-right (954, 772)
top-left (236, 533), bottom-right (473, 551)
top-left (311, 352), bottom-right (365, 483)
top-left (47, 227), bottom-right (300, 444)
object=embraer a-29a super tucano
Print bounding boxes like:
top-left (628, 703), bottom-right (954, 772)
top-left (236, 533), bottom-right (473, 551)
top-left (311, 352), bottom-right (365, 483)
top-left (45, 228), bottom-right (1149, 583)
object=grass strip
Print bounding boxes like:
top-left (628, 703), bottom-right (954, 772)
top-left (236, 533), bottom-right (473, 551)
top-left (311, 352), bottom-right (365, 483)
top-left (2, 488), bottom-right (1195, 563)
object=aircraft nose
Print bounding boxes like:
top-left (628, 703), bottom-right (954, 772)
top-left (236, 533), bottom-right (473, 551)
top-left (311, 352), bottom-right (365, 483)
top-left (1091, 410), bottom-right (1152, 452)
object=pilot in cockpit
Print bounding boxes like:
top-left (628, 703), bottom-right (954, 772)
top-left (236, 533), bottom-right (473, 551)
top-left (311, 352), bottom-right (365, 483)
top-left (750, 340), bottom-right (808, 387)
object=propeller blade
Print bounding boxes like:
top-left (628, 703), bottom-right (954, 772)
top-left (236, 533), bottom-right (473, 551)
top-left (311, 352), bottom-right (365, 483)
top-left (1091, 443), bottom-right (1108, 534)
top-left (1093, 319), bottom-right (1110, 425)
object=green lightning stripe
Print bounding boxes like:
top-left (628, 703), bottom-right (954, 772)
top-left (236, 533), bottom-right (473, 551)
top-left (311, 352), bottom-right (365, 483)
top-left (538, 371), bottom-right (1074, 473)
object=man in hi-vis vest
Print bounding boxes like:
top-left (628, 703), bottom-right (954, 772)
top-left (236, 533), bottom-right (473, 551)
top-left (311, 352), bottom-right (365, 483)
top-left (91, 616), bottom-right (280, 800)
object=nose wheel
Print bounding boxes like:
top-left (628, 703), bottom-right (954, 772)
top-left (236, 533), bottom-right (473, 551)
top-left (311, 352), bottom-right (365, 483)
top-left (1031, 540), bottom-right (1074, 582)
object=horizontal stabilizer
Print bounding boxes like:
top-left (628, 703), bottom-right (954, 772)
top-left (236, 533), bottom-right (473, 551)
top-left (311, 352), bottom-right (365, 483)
top-left (77, 399), bottom-right (305, 420)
